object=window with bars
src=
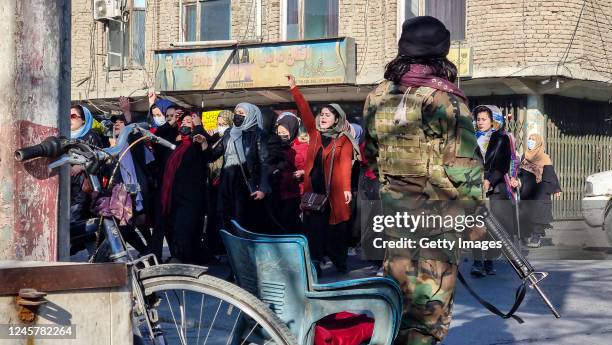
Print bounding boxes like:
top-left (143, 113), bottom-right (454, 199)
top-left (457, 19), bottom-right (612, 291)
top-left (183, 0), bottom-right (231, 42)
top-left (107, 0), bottom-right (146, 69)
top-left (283, 0), bottom-right (339, 41)
top-left (399, 0), bottom-right (466, 41)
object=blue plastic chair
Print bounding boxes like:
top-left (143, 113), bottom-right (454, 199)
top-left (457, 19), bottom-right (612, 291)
top-left (220, 220), bottom-right (402, 345)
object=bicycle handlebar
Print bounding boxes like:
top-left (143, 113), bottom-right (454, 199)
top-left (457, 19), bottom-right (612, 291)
top-left (15, 123), bottom-right (175, 176)
top-left (14, 136), bottom-right (70, 162)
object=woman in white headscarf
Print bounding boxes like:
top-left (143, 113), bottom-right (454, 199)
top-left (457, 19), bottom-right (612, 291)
top-left (209, 103), bottom-right (271, 232)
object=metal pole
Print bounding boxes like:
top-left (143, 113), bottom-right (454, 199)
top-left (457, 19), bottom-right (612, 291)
top-left (0, 0), bottom-right (71, 261)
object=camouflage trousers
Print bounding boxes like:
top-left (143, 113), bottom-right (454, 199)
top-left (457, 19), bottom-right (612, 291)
top-left (384, 247), bottom-right (458, 345)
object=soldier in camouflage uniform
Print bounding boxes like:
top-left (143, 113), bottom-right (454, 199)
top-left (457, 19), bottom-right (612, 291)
top-left (363, 17), bottom-right (483, 345)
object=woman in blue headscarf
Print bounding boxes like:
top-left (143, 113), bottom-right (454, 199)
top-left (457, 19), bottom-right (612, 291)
top-left (70, 105), bottom-right (103, 143)
top-left (209, 103), bottom-right (271, 232)
top-left (69, 105), bottom-right (104, 253)
top-left (472, 105), bottom-right (514, 277)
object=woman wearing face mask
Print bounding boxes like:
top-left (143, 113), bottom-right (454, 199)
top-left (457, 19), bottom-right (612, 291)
top-left (511, 134), bottom-right (561, 248)
top-left (287, 75), bottom-right (361, 275)
top-left (147, 101), bottom-right (185, 260)
top-left (472, 105), bottom-right (514, 277)
top-left (208, 103), bottom-right (271, 232)
top-left (159, 112), bottom-right (210, 264)
top-left (268, 112), bottom-right (304, 233)
top-left (149, 104), bottom-right (167, 129)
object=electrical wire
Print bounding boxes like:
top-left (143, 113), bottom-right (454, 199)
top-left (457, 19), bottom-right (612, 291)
top-left (241, 0), bottom-right (257, 41)
top-left (503, 56), bottom-right (582, 78)
top-left (588, 0), bottom-right (612, 77)
top-left (522, 0), bottom-right (527, 65)
top-left (356, 0), bottom-right (370, 76)
top-left (556, 0), bottom-right (586, 75)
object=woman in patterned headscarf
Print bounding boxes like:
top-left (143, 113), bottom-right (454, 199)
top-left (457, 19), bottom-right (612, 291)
top-left (287, 75), bottom-right (361, 275)
top-left (472, 105), bottom-right (513, 277)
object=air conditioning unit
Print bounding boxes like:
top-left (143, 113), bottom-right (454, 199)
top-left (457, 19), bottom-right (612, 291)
top-left (93, 0), bottom-right (122, 21)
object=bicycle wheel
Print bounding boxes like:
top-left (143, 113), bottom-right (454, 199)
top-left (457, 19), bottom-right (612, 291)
top-left (136, 271), bottom-right (297, 345)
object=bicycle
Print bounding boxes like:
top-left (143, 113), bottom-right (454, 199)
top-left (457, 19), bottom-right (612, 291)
top-left (15, 123), bottom-right (296, 345)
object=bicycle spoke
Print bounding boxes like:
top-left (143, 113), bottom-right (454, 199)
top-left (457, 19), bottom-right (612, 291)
top-left (202, 299), bottom-right (223, 345)
top-left (164, 291), bottom-right (188, 345)
top-left (225, 310), bottom-right (242, 345)
top-left (240, 321), bottom-right (261, 345)
top-left (181, 290), bottom-right (186, 341)
top-left (196, 293), bottom-right (206, 345)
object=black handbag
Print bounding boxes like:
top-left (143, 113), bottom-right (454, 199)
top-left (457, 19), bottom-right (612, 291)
top-left (300, 141), bottom-right (336, 212)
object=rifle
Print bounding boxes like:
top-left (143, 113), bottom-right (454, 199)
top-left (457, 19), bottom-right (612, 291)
top-left (459, 207), bottom-right (561, 323)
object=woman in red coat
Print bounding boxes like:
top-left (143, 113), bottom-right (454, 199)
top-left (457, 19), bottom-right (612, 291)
top-left (287, 75), bottom-right (360, 274)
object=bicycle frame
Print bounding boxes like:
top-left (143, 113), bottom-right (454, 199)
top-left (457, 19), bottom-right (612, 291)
top-left (94, 215), bottom-right (168, 344)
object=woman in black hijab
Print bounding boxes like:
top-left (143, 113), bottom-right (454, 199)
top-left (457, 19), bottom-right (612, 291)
top-left (272, 112), bottom-right (303, 233)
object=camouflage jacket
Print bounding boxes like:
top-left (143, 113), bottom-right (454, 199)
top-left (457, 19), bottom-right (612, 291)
top-left (363, 80), bottom-right (483, 202)
top-left (363, 81), bottom-right (484, 263)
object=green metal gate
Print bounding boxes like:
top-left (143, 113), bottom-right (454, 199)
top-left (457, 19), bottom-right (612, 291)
top-left (545, 117), bottom-right (612, 220)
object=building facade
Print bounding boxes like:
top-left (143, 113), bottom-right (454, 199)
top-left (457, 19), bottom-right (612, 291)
top-left (72, 1), bottom-right (612, 111)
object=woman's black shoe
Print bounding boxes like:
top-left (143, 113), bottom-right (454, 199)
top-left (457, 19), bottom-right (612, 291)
top-left (484, 260), bottom-right (496, 275)
top-left (471, 261), bottom-right (485, 277)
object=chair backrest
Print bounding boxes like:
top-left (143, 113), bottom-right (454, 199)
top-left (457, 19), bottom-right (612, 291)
top-left (220, 229), bottom-right (310, 335)
top-left (230, 220), bottom-right (318, 286)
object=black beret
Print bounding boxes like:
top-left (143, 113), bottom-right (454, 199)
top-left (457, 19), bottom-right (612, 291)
top-left (399, 16), bottom-right (451, 58)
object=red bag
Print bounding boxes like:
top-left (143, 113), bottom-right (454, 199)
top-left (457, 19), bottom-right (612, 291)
top-left (314, 312), bottom-right (374, 345)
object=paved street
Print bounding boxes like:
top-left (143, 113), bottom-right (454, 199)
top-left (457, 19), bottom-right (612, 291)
top-left (446, 260), bottom-right (612, 345)
top-left (445, 220), bottom-right (612, 344)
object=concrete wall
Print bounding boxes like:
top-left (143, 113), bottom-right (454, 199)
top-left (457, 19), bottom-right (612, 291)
top-left (71, 0), bottom-right (612, 103)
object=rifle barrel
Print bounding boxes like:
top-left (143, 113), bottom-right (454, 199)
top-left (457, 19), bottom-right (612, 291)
top-left (529, 276), bottom-right (561, 318)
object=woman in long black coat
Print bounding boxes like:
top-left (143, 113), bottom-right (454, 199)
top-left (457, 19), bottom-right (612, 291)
top-left (159, 113), bottom-right (209, 264)
top-left (209, 103), bottom-right (271, 232)
top-left (473, 105), bottom-right (514, 277)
